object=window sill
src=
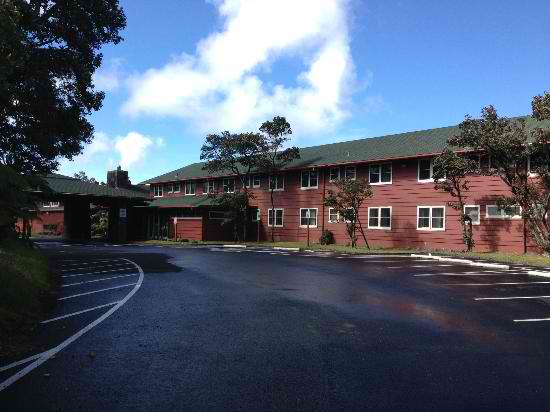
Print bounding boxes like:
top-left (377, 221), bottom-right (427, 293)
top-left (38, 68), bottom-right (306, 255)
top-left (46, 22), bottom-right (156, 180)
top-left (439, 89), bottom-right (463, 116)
top-left (368, 227), bottom-right (392, 230)
top-left (417, 228), bottom-right (445, 231)
top-left (370, 181), bottom-right (392, 186)
top-left (299, 225), bottom-right (318, 229)
top-left (300, 187), bottom-right (318, 190)
top-left (417, 179), bottom-right (434, 183)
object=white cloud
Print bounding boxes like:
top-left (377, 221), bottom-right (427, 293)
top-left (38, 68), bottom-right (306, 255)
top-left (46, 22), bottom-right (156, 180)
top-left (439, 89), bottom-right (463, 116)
top-left (94, 58), bottom-right (124, 92)
top-left (114, 132), bottom-right (165, 169)
top-left (122, 0), bottom-right (355, 136)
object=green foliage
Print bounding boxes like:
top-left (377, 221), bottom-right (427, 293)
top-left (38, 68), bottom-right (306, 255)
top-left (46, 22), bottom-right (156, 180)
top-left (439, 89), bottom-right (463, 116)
top-left (210, 191), bottom-right (249, 242)
top-left (74, 171), bottom-right (107, 238)
top-left (319, 230), bottom-right (335, 245)
top-left (0, 0), bottom-right (126, 175)
top-left (324, 177), bottom-right (373, 248)
top-left (451, 97), bottom-right (550, 253)
top-left (257, 116), bottom-right (300, 242)
top-left (432, 149), bottom-right (479, 251)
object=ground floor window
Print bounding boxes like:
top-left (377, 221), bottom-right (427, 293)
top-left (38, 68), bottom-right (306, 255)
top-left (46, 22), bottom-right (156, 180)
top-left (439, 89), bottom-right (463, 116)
top-left (464, 205), bottom-right (480, 225)
top-left (300, 208), bottom-right (318, 227)
top-left (417, 206), bottom-right (445, 230)
top-left (486, 205), bottom-right (521, 219)
top-left (252, 208), bottom-right (260, 222)
top-left (268, 209), bottom-right (284, 227)
top-left (368, 207), bottom-right (392, 229)
top-left (328, 207), bottom-right (340, 223)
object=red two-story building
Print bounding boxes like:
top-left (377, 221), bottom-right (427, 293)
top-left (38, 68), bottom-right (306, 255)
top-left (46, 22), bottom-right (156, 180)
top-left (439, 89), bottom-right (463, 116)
top-left (139, 120), bottom-right (545, 253)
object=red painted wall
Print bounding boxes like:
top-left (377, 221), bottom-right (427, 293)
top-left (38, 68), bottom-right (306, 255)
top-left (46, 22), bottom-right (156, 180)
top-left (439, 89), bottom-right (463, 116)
top-left (174, 217), bottom-right (204, 241)
top-left (16, 211), bottom-right (64, 236)
top-left (149, 157), bottom-right (535, 253)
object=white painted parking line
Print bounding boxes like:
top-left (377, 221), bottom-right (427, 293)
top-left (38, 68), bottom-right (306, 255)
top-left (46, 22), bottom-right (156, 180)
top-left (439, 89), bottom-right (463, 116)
top-left (62, 267), bottom-right (135, 278)
top-left (450, 281), bottom-right (550, 286)
top-left (60, 259), bottom-right (122, 267)
top-left (0, 353), bottom-right (43, 373)
top-left (514, 317), bottom-right (550, 323)
top-left (414, 273), bottom-right (524, 277)
top-left (0, 258), bottom-right (144, 393)
top-left (60, 262), bottom-right (132, 272)
top-left (41, 301), bottom-right (120, 324)
top-left (387, 266), bottom-right (403, 269)
top-left (58, 283), bottom-right (137, 300)
top-left (475, 295), bottom-right (550, 301)
top-left (62, 273), bottom-right (138, 287)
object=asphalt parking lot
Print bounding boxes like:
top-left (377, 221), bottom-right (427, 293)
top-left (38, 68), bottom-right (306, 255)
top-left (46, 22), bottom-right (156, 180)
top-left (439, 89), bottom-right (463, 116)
top-left (3, 242), bottom-right (550, 411)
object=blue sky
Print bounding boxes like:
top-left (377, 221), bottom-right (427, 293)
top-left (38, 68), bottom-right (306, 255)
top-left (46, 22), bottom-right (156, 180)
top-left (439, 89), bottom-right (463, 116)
top-left (58, 0), bottom-right (550, 184)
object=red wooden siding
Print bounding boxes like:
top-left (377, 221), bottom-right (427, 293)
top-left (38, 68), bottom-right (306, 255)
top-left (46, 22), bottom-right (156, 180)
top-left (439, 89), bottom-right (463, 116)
top-left (174, 217), bottom-right (204, 241)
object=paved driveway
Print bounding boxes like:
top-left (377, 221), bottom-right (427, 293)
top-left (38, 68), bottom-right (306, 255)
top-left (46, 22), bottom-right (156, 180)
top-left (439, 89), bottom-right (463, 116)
top-left (2, 243), bottom-right (550, 411)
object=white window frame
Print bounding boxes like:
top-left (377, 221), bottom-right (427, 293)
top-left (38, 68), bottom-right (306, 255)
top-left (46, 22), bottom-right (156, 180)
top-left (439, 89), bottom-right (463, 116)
top-left (203, 180), bottom-right (215, 195)
top-left (184, 181), bottom-right (196, 196)
top-left (329, 168), bottom-right (340, 182)
top-left (485, 205), bottom-right (522, 219)
top-left (417, 206), bottom-right (446, 231)
top-left (301, 171), bottom-right (319, 190)
top-left (345, 166), bottom-right (357, 181)
top-left (223, 177), bottom-right (235, 193)
top-left (252, 208), bottom-right (260, 222)
top-left (252, 175), bottom-right (261, 188)
top-left (209, 211), bottom-right (225, 220)
top-left (464, 205), bottom-right (481, 225)
top-left (174, 182), bottom-right (181, 193)
top-left (368, 207), bottom-right (392, 230)
top-left (43, 201), bottom-right (60, 208)
top-left (153, 185), bottom-right (163, 197)
top-left (167, 183), bottom-right (174, 194)
top-left (299, 208), bottom-right (318, 228)
top-left (328, 207), bottom-right (340, 223)
top-left (418, 158), bottom-right (434, 183)
top-left (369, 163), bottom-right (392, 185)
top-left (269, 175), bottom-right (284, 191)
top-left (268, 208), bottom-right (284, 227)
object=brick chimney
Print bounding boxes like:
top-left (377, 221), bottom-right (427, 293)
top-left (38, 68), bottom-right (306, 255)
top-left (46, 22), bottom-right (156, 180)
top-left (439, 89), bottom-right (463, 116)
top-left (107, 166), bottom-right (131, 188)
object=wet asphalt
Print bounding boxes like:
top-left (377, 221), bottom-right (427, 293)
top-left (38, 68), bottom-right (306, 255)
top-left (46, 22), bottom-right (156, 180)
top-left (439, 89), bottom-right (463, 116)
top-left (3, 243), bottom-right (550, 411)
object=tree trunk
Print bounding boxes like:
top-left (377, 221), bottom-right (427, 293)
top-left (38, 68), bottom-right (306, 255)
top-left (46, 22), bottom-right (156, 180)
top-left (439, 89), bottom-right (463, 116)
top-left (357, 217), bottom-right (370, 249)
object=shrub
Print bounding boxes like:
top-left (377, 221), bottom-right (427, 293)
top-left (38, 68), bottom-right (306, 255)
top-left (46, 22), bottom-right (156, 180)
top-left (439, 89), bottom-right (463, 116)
top-left (319, 230), bottom-right (335, 245)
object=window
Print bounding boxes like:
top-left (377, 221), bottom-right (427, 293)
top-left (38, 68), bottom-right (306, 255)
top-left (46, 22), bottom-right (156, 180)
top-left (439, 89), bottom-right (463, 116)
top-left (153, 185), bottom-right (163, 197)
top-left (329, 168), bottom-right (340, 182)
top-left (417, 206), bottom-right (445, 230)
top-left (43, 201), bottom-right (60, 208)
top-left (345, 166), bottom-right (356, 181)
top-left (269, 175), bottom-right (284, 191)
top-left (268, 208), bottom-right (284, 227)
top-left (369, 163), bottom-right (392, 184)
top-left (418, 159), bottom-right (433, 182)
top-left (301, 171), bottom-right (318, 189)
top-left (368, 207), bottom-right (392, 229)
top-left (223, 178), bottom-right (235, 193)
top-left (252, 175), bottom-right (261, 188)
top-left (328, 208), bottom-right (340, 223)
top-left (174, 183), bottom-right (181, 193)
top-left (203, 180), bottom-right (215, 195)
top-left (167, 183), bottom-right (174, 193)
top-left (185, 182), bottom-right (196, 195)
top-left (464, 205), bottom-right (480, 225)
top-left (300, 208), bottom-right (318, 227)
top-left (252, 209), bottom-right (260, 222)
top-left (209, 211), bottom-right (225, 220)
top-left (486, 205), bottom-right (521, 219)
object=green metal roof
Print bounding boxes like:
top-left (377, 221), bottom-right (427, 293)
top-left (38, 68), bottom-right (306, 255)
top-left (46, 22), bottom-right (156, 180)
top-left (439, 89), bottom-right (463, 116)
top-left (141, 116), bottom-right (550, 184)
top-left (147, 195), bottom-right (216, 208)
top-left (40, 174), bottom-right (149, 199)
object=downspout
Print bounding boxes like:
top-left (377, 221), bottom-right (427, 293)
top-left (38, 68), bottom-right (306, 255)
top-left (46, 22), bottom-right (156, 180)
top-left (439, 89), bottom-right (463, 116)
top-left (321, 168), bottom-right (326, 234)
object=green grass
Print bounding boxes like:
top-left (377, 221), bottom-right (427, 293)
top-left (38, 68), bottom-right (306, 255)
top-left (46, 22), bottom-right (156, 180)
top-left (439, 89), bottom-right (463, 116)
top-left (0, 238), bottom-right (56, 358)
top-left (134, 239), bottom-right (550, 267)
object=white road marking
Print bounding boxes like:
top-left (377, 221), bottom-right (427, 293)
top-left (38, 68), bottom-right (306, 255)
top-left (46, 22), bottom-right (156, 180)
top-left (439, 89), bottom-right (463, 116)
top-left (414, 273), bottom-right (523, 277)
top-left (450, 281), bottom-right (550, 286)
top-left (514, 317), bottom-right (550, 322)
top-left (60, 262), bottom-right (131, 272)
top-left (387, 266), bottom-right (403, 269)
top-left (0, 258), bottom-right (144, 393)
top-left (0, 353), bottom-right (43, 373)
top-left (475, 295), bottom-right (550, 301)
top-left (62, 267), bottom-right (135, 278)
top-left (58, 283), bottom-right (137, 300)
top-left (41, 301), bottom-right (120, 324)
top-left (60, 259), bottom-right (122, 267)
top-left (62, 273), bottom-right (138, 287)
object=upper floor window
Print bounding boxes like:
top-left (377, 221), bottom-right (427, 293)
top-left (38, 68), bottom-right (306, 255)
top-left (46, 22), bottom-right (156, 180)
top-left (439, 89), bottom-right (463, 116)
top-left (301, 171), bottom-right (318, 189)
top-left (203, 180), bottom-right (215, 195)
top-left (174, 182), bottom-right (181, 193)
top-left (329, 168), bottom-right (340, 182)
top-left (417, 206), bottom-right (445, 231)
top-left (418, 159), bottom-right (434, 182)
top-left (368, 207), bottom-right (392, 229)
top-left (153, 185), bottom-right (163, 197)
top-left (185, 182), bottom-right (196, 195)
top-left (369, 163), bottom-right (392, 185)
top-left (167, 183), bottom-right (174, 193)
top-left (345, 166), bottom-right (356, 181)
top-left (223, 178), bottom-right (235, 193)
top-left (269, 175), bottom-right (284, 191)
top-left (252, 175), bottom-right (261, 188)
top-left (243, 175), bottom-right (261, 188)
top-left (43, 201), bottom-right (60, 208)
top-left (486, 205), bottom-right (521, 219)
top-left (300, 208), bottom-right (318, 227)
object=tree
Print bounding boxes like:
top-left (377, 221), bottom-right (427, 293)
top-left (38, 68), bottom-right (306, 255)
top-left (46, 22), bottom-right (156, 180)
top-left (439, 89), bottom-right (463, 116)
top-left (432, 149), bottom-right (479, 252)
top-left (257, 116), bottom-right (300, 242)
top-left (451, 99), bottom-right (550, 253)
top-left (324, 177), bottom-right (373, 248)
top-left (0, 0), bottom-right (126, 175)
top-left (200, 131), bottom-right (264, 241)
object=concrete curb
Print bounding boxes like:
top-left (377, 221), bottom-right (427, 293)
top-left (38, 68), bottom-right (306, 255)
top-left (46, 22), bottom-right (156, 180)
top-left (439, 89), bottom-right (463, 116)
top-left (410, 254), bottom-right (510, 270)
top-left (273, 247), bottom-right (301, 252)
top-left (528, 270), bottom-right (550, 278)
